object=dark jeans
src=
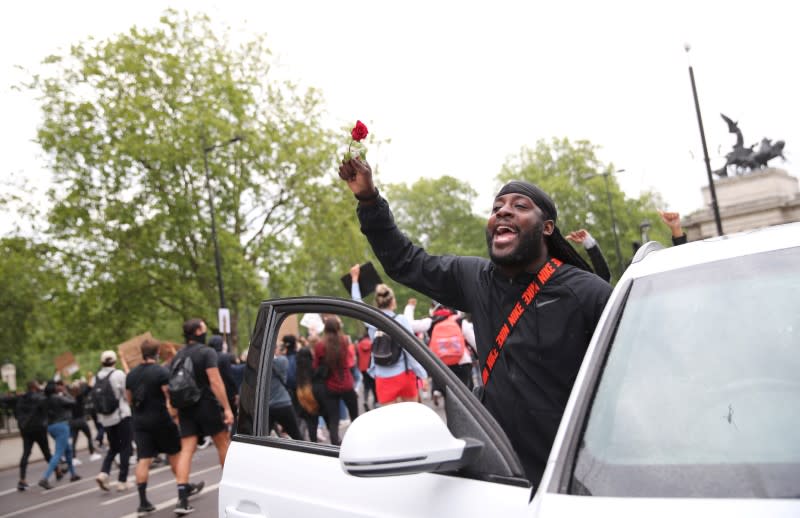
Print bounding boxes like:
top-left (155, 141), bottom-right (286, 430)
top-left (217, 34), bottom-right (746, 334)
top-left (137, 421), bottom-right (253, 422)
top-left (101, 416), bottom-right (132, 482)
top-left (20, 429), bottom-right (52, 480)
top-left (361, 371), bottom-right (376, 407)
top-left (91, 413), bottom-right (104, 444)
top-left (268, 405), bottom-right (301, 440)
top-left (70, 418), bottom-right (95, 454)
top-left (321, 388), bottom-right (359, 446)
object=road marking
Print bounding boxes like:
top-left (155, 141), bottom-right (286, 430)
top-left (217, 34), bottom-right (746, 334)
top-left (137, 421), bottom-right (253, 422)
top-left (117, 482), bottom-right (220, 518)
top-left (0, 488), bottom-right (18, 497)
top-left (0, 486), bottom-right (99, 518)
top-left (32, 463), bottom-right (174, 495)
top-left (100, 465), bottom-right (221, 505)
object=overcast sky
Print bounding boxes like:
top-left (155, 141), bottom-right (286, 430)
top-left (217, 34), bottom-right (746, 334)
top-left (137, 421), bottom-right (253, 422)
top-left (2, 0), bottom-right (798, 234)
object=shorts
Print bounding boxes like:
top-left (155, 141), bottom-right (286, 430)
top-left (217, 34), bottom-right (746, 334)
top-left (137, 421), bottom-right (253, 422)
top-left (375, 371), bottom-right (418, 404)
top-left (135, 420), bottom-right (181, 458)
top-left (177, 398), bottom-right (226, 439)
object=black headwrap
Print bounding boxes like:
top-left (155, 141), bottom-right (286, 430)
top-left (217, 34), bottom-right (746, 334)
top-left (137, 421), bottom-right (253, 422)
top-left (496, 181), bottom-right (593, 273)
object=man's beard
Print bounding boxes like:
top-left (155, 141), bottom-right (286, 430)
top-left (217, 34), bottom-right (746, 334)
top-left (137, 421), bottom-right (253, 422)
top-left (486, 220), bottom-right (545, 267)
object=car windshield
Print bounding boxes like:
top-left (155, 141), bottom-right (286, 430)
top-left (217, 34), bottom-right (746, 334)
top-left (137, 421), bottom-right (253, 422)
top-left (572, 246), bottom-right (800, 498)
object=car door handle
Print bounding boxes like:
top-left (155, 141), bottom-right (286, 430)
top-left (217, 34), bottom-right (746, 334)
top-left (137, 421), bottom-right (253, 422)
top-left (225, 504), bottom-right (267, 518)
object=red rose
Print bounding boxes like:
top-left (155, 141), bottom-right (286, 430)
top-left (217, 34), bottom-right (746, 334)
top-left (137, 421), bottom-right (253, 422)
top-left (351, 120), bottom-right (368, 141)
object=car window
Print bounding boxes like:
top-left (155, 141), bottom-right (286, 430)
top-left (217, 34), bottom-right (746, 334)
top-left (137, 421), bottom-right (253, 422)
top-left (254, 310), bottom-right (452, 446)
top-left (572, 247), bottom-right (800, 498)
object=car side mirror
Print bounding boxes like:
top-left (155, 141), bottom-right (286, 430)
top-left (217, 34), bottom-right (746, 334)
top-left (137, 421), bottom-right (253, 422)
top-left (340, 402), bottom-right (483, 477)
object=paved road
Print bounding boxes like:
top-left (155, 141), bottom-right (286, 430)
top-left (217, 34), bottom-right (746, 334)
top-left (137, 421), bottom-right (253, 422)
top-left (0, 388), bottom-right (452, 518)
top-left (0, 446), bottom-right (221, 518)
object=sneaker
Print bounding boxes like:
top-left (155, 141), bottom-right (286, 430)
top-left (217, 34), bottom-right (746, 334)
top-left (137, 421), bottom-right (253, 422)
top-left (197, 436), bottom-right (212, 450)
top-left (17, 480), bottom-right (28, 491)
top-left (38, 479), bottom-right (53, 490)
top-left (73, 458), bottom-right (83, 466)
top-left (174, 501), bottom-right (195, 515)
top-left (55, 467), bottom-right (64, 481)
top-left (137, 503), bottom-right (156, 516)
top-left (70, 474), bottom-right (82, 482)
top-left (116, 481), bottom-right (131, 491)
top-left (188, 480), bottom-right (205, 497)
top-left (96, 472), bottom-right (110, 491)
top-left (89, 453), bottom-right (102, 461)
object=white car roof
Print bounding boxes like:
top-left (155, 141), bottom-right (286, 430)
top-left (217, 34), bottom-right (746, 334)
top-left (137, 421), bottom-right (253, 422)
top-left (625, 220), bottom-right (800, 279)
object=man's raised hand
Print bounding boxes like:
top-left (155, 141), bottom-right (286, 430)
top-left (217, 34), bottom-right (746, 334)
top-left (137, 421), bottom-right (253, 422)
top-left (339, 158), bottom-right (378, 202)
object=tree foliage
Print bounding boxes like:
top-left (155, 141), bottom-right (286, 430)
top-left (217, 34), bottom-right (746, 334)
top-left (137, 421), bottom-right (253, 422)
top-left (0, 238), bottom-right (71, 380)
top-left (497, 138), bottom-right (672, 282)
top-left (28, 10), bottom-right (339, 350)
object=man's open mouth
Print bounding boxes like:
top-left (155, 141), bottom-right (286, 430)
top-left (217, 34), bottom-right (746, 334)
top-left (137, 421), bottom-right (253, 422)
top-left (493, 225), bottom-right (518, 245)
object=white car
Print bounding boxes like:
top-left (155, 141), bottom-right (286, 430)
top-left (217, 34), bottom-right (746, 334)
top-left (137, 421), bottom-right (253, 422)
top-left (219, 221), bottom-right (800, 518)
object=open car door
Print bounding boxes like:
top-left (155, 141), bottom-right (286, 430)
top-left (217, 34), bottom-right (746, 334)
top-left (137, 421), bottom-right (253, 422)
top-left (219, 296), bottom-right (532, 518)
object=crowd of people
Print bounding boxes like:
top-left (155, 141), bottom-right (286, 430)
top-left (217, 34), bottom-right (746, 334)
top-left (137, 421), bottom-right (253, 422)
top-left (13, 318), bottom-right (244, 516)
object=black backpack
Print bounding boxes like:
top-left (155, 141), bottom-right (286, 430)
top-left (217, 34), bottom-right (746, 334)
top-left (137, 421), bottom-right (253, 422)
top-left (168, 352), bottom-right (202, 409)
top-left (92, 371), bottom-right (120, 415)
top-left (371, 315), bottom-right (403, 366)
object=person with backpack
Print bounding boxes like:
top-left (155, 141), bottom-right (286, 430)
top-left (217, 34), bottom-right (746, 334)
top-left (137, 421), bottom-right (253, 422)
top-left (125, 339), bottom-right (202, 517)
top-left (15, 380), bottom-right (53, 491)
top-left (94, 349), bottom-right (133, 492)
top-left (405, 300), bottom-right (477, 402)
top-left (38, 380), bottom-right (81, 489)
top-left (350, 265), bottom-right (427, 406)
top-left (171, 318), bottom-right (233, 515)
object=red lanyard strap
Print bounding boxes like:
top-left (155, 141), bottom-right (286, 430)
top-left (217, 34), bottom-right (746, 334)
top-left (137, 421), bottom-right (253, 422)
top-left (481, 257), bottom-right (563, 386)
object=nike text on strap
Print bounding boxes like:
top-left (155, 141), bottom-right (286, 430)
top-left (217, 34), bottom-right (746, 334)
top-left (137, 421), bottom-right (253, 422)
top-left (482, 258), bottom-right (563, 386)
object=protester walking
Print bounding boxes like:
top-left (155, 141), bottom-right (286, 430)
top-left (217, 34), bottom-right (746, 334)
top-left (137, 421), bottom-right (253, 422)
top-left (312, 317), bottom-right (359, 446)
top-left (350, 266), bottom-right (428, 406)
top-left (126, 339), bottom-right (203, 517)
top-left (15, 381), bottom-right (53, 491)
top-left (171, 318), bottom-right (233, 515)
top-left (69, 381), bottom-right (101, 462)
top-left (95, 350), bottom-right (134, 492)
top-left (38, 381), bottom-right (81, 489)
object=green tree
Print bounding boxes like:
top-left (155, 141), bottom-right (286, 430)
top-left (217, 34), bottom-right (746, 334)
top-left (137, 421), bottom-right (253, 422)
top-left (497, 138), bottom-right (671, 282)
top-left (0, 237), bottom-right (73, 380)
top-left (28, 10), bottom-right (339, 351)
top-left (384, 176), bottom-right (487, 258)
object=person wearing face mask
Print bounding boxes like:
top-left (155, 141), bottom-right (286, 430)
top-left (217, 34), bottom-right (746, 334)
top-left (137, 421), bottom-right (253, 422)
top-left (171, 318), bottom-right (233, 515)
top-left (339, 158), bottom-right (612, 487)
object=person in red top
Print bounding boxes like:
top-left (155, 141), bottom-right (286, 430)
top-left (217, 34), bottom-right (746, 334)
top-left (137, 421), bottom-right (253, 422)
top-left (312, 317), bottom-right (359, 445)
top-left (355, 330), bottom-right (376, 411)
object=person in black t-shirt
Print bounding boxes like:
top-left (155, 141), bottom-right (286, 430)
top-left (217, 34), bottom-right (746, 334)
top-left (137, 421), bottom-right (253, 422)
top-left (126, 339), bottom-right (194, 515)
top-left (172, 318), bottom-right (233, 515)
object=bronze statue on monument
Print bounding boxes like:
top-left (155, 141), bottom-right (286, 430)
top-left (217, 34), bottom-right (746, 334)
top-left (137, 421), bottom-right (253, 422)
top-left (715, 114), bottom-right (785, 177)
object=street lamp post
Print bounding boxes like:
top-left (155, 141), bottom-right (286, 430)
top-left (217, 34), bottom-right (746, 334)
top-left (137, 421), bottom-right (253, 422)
top-left (684, 43), bottom-right (723, 236)
top-left (584, 169), bottom-right (625, 280)
top-left (201, 135), bottom-right (242, 310)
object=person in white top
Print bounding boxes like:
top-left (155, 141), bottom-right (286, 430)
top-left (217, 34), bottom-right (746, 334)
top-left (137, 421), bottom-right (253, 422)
top-left (95, 350), bottom-right (134, 492)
